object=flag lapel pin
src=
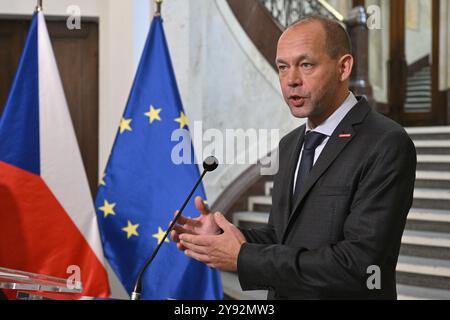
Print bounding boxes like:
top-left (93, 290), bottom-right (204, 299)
top-left (339, 133), bottom-right (352, 138)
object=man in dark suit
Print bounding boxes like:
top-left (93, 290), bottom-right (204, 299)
top-left (171, 16), bottom-right (416, 299)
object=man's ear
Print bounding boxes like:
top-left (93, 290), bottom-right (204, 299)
top-left (338, 54), bottom-right (354, 82)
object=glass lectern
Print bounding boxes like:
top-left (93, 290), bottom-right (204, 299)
top-left (0, 267), bottom-right (82, 300)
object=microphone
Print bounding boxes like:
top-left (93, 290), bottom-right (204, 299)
top-left (130, 156), bottom-right (219, 300)
top-left (202, 155), bottom-right (219, 172)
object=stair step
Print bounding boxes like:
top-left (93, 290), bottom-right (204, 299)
top-left (408, 208), bottom-right (450, 223)
top-left (409, 69), bottom-right (431, 75)
top-left (408, 74), bottom-right (431, 80)
top-left (414, 141), bottom-right (450, 148)
top-left (397, 284), bottom-right (450, 300)
top-left (418, 155), bottom-right (450, 163)
top-left (407, 76), bottom-right (432, 85)
top-left (406, 97), bottom-right (432, 103)
top-left (409, 72), bottom-right (431, 78)
top-left (402, 230), bottom-right (450, 249)
top-left (416, 66), bottom-right (431, 71)
top-left (406, 92), bottom-right (432, 98)
top-left (407, 79), bottom-right (432, 85)
top-left (406, 127), bottom-right (450, 135)
top-left (221, 271), bottom-right (267, 300)
top-left (248, 196), bottom-right (272, 212)
top-left (408, 73), bottom-right (431, 79)
top-left (405, 102), bottom-right (431, 107)
top-left (415, 147), bottom-right (450, 156)
top-left (410, 68), bottom-right (431, 75)
top-left (414, 140), bottom-right (450, 156)
top-left (414, 188), bottom-right (450, 200)
top-left (413, 188), bottom-right (450, 210)
top-left (396, 256), bottom-right (450, 290)
top-left (405, 105), bottom-right (431, 113)
top-left (406, 85), bottom-right (432, 91)
top-left (415, 171), bottom-right (450, 188)
top-left (406, 127), bottom-right (450, 141)
top-left (400, 241), bottom-right (450, 260)
top-left (397, 256), bottom-right (450, 277)
top-left (417, 171), bottom-right (450, 181)
top-left (417, 155), bottom-right (450, 171)
top-left (233, 211), bottom-right (269, 228)
top-left (407, 208), bottom-right (450, 233)
top-left (406, 84), bottom-right (432, 91)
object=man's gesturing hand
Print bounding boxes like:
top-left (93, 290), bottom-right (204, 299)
top-left (179, 212), bottom-right (246, 272)
top-left (170, 196), bottom-right (221, 251)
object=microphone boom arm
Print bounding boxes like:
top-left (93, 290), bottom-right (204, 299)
top-left (131, 169), bottom-right (209, 300)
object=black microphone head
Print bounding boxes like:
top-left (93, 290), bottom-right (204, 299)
top-left (203, 156), bottom-right (219, 172)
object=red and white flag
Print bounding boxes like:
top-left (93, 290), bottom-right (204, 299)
top-left (0, 11), bottom-right (110, 298)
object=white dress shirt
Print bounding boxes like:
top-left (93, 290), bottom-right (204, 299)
top-left (293, 92), bottom-right (358, 194)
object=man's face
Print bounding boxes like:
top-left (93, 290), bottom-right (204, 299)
top-left (276, 22), bottom-right (342, 125)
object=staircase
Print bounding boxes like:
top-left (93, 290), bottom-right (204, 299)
top-left (223, 127), bottom-right (450, 300)
top-left (405, 66), bottom-right (432, 113)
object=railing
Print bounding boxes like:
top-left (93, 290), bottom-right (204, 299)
top-left (261, 0), bottom-right (344, 29)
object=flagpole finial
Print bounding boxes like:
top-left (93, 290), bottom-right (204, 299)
top-left (155, 0), bottom-right (163, 16)
top-left (35, 0), bottom-right (43, 12)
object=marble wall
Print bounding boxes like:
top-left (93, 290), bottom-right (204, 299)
top-left (158, 0), bottom-right (301, 203)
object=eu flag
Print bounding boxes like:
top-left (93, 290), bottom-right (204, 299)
top-left (95, 16), bottom-right (223, 300)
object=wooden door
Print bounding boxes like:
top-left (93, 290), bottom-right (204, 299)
top-left (0, 17), bottom-right (99, 197)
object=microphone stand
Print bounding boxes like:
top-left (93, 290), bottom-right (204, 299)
top-left (131, 157), bottom-right (218, 300)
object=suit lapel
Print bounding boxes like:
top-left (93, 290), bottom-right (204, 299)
top-left (281, 98), bottom-right (371, 242)
top-left (290, 125), bottom-right (356, 215)
top-left (286, 128), bottom-right (306, 210)
top-left (278, 126), bottom-right (306, 228)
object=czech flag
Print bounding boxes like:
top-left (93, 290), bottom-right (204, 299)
top-left (0, 11), bottom-right (110, 298)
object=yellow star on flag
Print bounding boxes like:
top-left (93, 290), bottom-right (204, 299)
top-left (152, 227), bottom-right (170, 245)
top-left (144, 105), bottom-right (162, 124)
top-left (119, 118), bottom-right (132, 134)
top-left (99, 200), bottom-right (116, 218)
top-left (175, 111), bottom-right (188, 129)
top-left (122, 220), bottom-right (139, 239)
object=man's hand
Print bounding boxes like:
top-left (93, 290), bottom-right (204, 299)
top-left (179, 212), bottom-right (247, 272)
top-left (171, 196), bottom-right (221, 250)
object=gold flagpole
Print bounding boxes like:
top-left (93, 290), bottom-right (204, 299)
top-left (155, 0), bottom-right (163, 16)
top-left (35, 0), bottom-right (43, 12)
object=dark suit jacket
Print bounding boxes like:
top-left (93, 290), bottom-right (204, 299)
top-left (237, 97), bottom-right (417, 300)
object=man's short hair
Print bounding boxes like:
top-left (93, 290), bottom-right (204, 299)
top-left (288, 15), bottom-right (352, 59)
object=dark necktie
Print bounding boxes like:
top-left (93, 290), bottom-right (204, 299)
top-left (292, 131), bottom-right (327, 207)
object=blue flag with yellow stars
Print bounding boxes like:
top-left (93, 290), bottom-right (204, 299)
top-left (95, 16), bottom-right (223, 300)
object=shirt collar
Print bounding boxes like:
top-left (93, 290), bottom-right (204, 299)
top-left (306, 92), bottom-right (358, 137)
